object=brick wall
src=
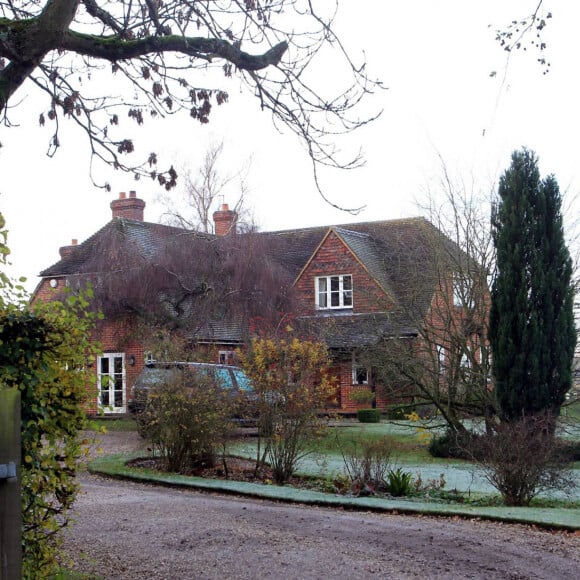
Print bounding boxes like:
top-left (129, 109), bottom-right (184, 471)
top-left (89, 317), bottom-right (145, 414)
top-left (33, 278), bottom-right (65, 302)
top-left (294, 231), bottom-right (393, 315)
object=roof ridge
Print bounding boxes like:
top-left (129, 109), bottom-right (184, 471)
top-left (332, 227), bottom-right (370, 238)
top-left (264, 215), bottom-right (426, 236)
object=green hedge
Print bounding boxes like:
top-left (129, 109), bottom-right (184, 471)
top-left (356, 409), bottom-right (381, 423)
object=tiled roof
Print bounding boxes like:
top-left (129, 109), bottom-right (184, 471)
top-left (263, 217), bottom-right (455, 320)
top-left (332, 227), bottom-right (398, 302)
top-left (38, 214), bottom-right (463, 347)
top-left (40, 218), bottom-right (188, 276)
top-left (297, 312), bottom-right (417, 349)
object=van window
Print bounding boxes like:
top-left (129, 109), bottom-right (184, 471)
top-left (214, 368), bottom-right (235, 389)
top-left (232, 369), bottom-right (252, 391)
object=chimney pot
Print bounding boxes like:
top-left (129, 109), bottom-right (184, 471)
top-left (72, 239), bottom-right (78, 246)
top-left (111, 191), bottom-right (146, 221)
top-left (213, 203), bottom-right (237, 236)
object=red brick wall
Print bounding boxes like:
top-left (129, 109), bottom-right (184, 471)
top-left (32, 278), bottom-right (66, 302)
top-left (423, 273), bottom-right (490, 363)
top-left (33, 280), bottom-right (146, 415)
top-left (325, 360), bottom-right (402, 414)
top-left (294, 231), bottom-right (393, 315)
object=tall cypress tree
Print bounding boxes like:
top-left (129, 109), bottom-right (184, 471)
top-left (489, 149), bottom-right (576, 422)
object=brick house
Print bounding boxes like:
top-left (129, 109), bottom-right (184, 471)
top-left (33, 192), bottom-right (483, 415)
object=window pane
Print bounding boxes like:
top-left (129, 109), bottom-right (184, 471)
top-left (355, 367), bottom-right (368, 385)
top-left (114, 356), bottom-right (123, 374)
top-left (343, 276), bottom-right (352, 291)
top-left (330, 277), bottom-right (340, 292)
top-left (330, 291), bottom-right (340, 307)
top-left (343, 290), bottom-right (353, 306)
top-left (100, 358), bottom-right (109, 373)
top-left (317, 278), bottom-right (328, 308)
top-left (215, 369), bottom-right (234, 389)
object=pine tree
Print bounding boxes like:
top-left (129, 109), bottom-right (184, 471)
top-left (489, 149), bottom-right (576, 422)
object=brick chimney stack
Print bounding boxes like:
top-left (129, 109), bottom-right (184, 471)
top-left (111, 190), bottom-right (145, 221)
top-left (213, 203), bottom-right (237, 236)
top-left (59, 238), bottom-right (78, 259)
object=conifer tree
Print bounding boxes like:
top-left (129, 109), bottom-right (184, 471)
top-left (489, 149), bottom-right (576, 422)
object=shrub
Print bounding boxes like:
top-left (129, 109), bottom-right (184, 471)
top-left (473, 416), bottom-right (576, 506)
top-left (428, 429), bottom-right (476, 459)
top-left (340, 437), bottom-right (395, 493)
top-left (385, 467), bottom-right (414, 496)
top-left (137, 368), bottom-right (236, 474)
top-left (239, 336), bottom-right (336, 484)
top-left (385, 405), bottom-right (412, 420)
top-left (556, 439), bottom-right (580, 463)
top-left (349, 388), bottom-right (375, 406)
top-left (356, 409), bottom-right (381, 423)
top-left (0, 292), bottom-right (99, 578)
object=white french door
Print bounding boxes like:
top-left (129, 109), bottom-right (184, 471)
top-left (98, 353), bottom-right (126, 413)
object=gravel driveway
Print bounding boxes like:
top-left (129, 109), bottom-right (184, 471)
top-left (61, 431), bottom-right (580, 579)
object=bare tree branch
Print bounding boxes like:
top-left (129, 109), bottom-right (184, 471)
top-left (0, 0), bottom-right (382, 203)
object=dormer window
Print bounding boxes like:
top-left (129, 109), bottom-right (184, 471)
top-left (316, 275), bottom-right (353, 309)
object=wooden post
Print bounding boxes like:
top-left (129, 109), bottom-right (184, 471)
top-left (0, 388), bottom-right (21, 580)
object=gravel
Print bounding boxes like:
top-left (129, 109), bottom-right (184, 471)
top-left (60, 430), bottom-right (580, 579)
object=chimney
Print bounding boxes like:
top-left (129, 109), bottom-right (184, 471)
top-left (213, 203), bottom-right (237, 236)
top-left (59, 238), bottom-right (78, 259)
top-left (110, 190), bottom-right (145, 221)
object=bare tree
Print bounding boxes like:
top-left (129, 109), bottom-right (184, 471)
top-left (469, 415), bottom-right (576, 507)
top-left (0, 1), bottom-right (382, 193)
top-left (366, 168), bottom-right (496, 435)
top-left (492, 0), bottom-right (552, 76)
top-left (66, 225), bottom-right (295, 346)
top-left (158, 141), bottom-right (251, 233)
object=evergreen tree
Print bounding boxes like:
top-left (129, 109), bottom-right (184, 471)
top-left (489, 149), bottom-right (576, 422)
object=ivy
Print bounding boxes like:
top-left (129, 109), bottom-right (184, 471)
top-left (0, 211), bottom-right (101, 577)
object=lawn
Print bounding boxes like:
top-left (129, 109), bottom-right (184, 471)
top-left (230, 417), bottom-right (580, 502)
top-left (308, 419), bottom-right (445, 463)
top-left (88, 412), bottom-right (579, 503)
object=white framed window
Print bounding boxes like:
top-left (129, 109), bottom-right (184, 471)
top-left (97, 353), bottom-right (126, 413)
top-left (452, 273), bottom-right (474, 308)
top-left (460, 350), bottom-right (471, 369)
top-left (219, 350), bottom-right (236, 365)
top-left (316, 274), bottom-right (353, 309)
top-left (436, 345), bottom-right (446, 375)
top-left (352, 353), bottom-right (370, 385)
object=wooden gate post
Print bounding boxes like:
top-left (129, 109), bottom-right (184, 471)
top-left (0, 388), bottom-right (21, 580)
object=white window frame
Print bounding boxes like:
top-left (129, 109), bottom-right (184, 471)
top-left (219, 350), bottom-right (236, 365)
top-left (436, 344), bottom-right (446, 375)
top-left (352, 353), bottom-right (370, 385)
top-left (460, 350), bottom-right (472, 369)
top-left (315, 274), bottom-right (353, 310)
top-left (97, 352), bottom-right (126, 413)
top-left (452, 273), bottom-right (474, 308)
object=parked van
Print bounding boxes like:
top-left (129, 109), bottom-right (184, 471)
top-left (129, 361), bottom-right (253, 414)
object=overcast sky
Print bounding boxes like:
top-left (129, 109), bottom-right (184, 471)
top-left (2, 1), bottom-right (579, 292)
